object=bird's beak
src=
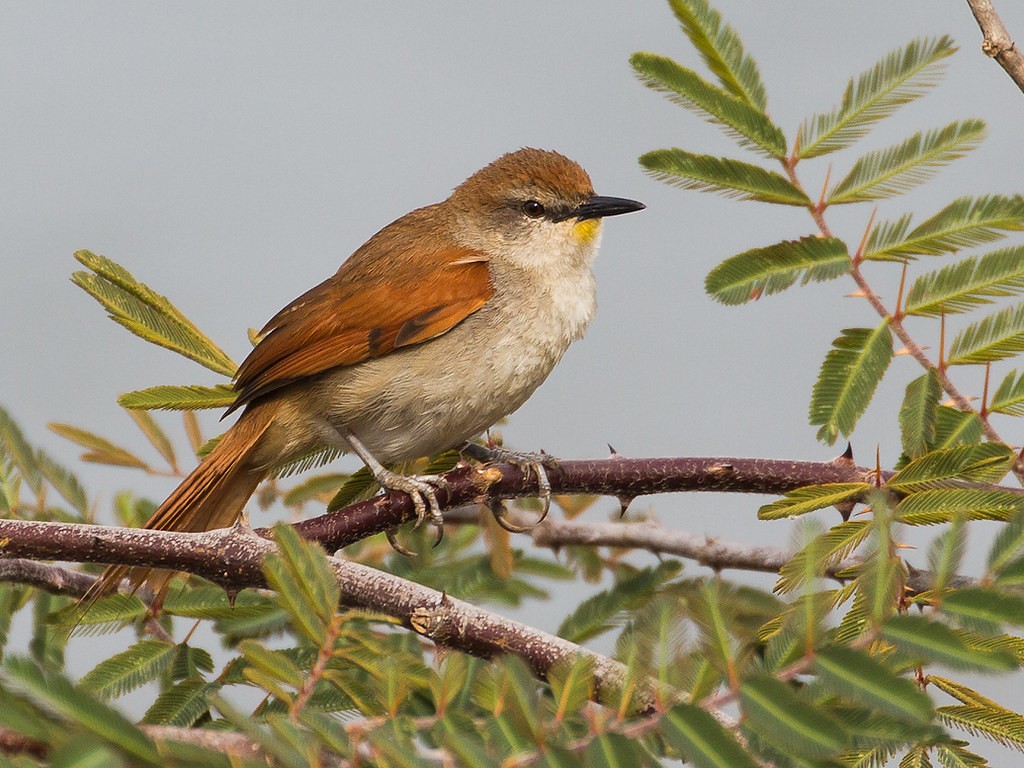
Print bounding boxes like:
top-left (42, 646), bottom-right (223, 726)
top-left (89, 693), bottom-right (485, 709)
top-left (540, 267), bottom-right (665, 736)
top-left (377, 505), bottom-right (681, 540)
top-left (568, 195), bottom-right (646, 221)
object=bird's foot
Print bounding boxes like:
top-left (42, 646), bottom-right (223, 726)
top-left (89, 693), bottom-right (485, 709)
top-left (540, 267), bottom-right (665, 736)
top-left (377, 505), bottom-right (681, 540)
top-left (461, 441), bottom-right (557, 524)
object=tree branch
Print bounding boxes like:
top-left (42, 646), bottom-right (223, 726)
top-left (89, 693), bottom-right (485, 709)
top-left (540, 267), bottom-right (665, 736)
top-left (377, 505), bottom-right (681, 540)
top-left (289, 454), bottom-right (889, 551)
top-left (964, 0), bottom-right (1024, 93)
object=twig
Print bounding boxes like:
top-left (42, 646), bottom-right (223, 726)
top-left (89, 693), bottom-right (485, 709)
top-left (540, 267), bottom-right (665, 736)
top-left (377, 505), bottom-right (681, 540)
top-left (964, 0), bottom-right (1024, 93)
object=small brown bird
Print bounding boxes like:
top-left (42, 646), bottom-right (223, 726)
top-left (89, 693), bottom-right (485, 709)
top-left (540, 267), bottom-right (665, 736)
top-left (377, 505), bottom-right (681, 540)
top-left (83, 148), bottom-right (644, 603)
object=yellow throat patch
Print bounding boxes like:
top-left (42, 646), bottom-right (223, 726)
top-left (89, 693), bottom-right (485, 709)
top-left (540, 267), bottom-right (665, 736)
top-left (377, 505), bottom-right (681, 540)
top-left (572, 218), bottom-right (602, 245)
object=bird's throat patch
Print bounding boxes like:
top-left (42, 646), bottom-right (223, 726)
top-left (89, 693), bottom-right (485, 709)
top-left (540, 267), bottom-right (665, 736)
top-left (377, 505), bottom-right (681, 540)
top-left (572, 218), bottom-right (602, 244)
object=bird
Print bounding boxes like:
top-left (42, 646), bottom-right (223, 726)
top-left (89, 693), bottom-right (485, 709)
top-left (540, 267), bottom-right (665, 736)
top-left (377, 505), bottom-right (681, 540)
top-left (80, 147), bottom-right (644, 606)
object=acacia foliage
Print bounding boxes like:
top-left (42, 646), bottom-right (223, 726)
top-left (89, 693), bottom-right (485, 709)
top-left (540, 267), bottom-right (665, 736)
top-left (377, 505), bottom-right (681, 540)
top-left (2, 1), bottom-right (1024, 765)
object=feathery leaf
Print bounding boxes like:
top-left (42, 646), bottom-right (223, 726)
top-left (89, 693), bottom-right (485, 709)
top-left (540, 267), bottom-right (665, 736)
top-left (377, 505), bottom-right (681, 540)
top-left (1, 655), bottom-right (161, 764)
top-left (932, 406), bottom-right (983, 449)
top-left (815, 646), bottom-right (934, 724)
top-left (741, 674), bottom-right (849, 758)
top-left (895, 488), bottom-right (1024, 525)
top-left (866, 195), bottom-right (1024, 261)
top-left (667, 0), bottom-right (767, 109)
top-left (705, 236), bottom-right (849, 305)
top-left (828, 120), bottom-right (986, 204)
top-left (758, 483), bottom-right (869, 521)
top-left (640, 149), bottom-right (808, 204)
top-left (937, 705), bottom-right (1024, 752)
top-left (904, 246), bottom-right (1024, 317)
top-left (72, 250), bottom-right (237, 377)
top-left (888, 443), bottom-right (1016, 490)
top-left (882, 615), bottom-right (1018, 672)
top-left (80, 640), bottom-right (175, 701)
top-left (809, 324), bottom-right (894, 445)
top-left (48, 423), bottom-right (148, 470)
top-left (798, 36), bottom-right (956, 158)
top-left (948, 302), bottom-right (1024, 365)
top-left (630, 52), bottom-right (786, 157)
top-left (661, 703), bottom-right (760, 768)
top-left (118, 384), bottom-right (237, 411)
top-left (899, 371), bottom-right (941, 458)
top-left (991, 369), bottom-right (1024, 416)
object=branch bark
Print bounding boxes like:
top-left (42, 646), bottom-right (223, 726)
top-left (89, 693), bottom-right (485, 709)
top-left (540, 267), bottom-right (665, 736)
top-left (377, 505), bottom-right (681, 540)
top-left (965, 0), bottom-right (1024, 93)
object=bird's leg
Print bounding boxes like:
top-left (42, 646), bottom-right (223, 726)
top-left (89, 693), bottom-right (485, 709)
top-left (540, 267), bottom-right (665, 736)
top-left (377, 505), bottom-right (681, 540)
top-left (460, 440), bottom-right (556, 523)
top-left (336, 427), bottom-right (448, 540)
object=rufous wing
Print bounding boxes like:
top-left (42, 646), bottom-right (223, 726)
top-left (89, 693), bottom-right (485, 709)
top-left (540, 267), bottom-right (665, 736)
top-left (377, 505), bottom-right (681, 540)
top-left (228, 244), bottom-right (493, 412)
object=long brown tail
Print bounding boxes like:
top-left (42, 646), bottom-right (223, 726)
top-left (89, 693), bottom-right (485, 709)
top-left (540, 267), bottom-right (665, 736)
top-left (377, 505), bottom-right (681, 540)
top-left (76, 404), bottom-right (276, 619)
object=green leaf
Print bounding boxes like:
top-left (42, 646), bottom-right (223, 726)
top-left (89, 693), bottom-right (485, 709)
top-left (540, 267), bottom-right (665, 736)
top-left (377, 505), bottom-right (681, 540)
top-left (282, 472), bottom-right (350, 506)
top-left (47, 423), bottom-right (148, 470)
top-left (118, 384), bottom-right (237, 411)
top-left (895, 488), bottom-right (1024, 525)
top-left (798, 36), bottom-right (955, 159)
top-left (899, 371), bottom-right (941, 458)
top-left (740, 674), bottom-right (848, 758)
top-left (584, 733), bottom-right (649, 767)
top-left (887, 443), bottom-right (1016, 490)
top-left (34, 449), bottom-right (89, 515)
top-left (928, 515), bottom-right (967, 594)
top-left (932, 406), bottom-right (983, 449)
top-left (866, 195), bottom-right (1024, 261)
top-left (126, 409), bottom-right (176, 471)
top-left (828, 120), bottom-right (986, 204)
top-left (881, 615), bottom-right (1018, 672)
top-left (941, 587), bottom-right (1024, 630)
top-left (705, 236), bottom-right (849, 305)
top-left (809, 324), bottom-right (894, 444)
top-left (0, 656), bottom-right (160, 765)
top-left (547, 654), bottom-right (594, 721)
top-left (991, 369), bottom-right (1024, 416)
top-left (775, 520), bottom-right (870, 594)
top-left (80, 640), bottom-right (175, 700)
top-left (988, 511), bottom-right (1024, 576)
top-left (948, 302), bottom-right (1024, 365)
top-left (72, 250), bottom-right (237, 377)
top-left (262, 523), bottom-right (340, 645)
top-left (667, 0), bottom-right (767, 109)
top-left (758, 483), bottom-right (869, 520)
top-left (0, 406), bottom-right (43, 495)
top-left (937, 705), bottom-right (1024, 752)
top-left (630, 52), bottom-right (786, 157)
top-left (815, 646), bottom-right (933, 723)
top-left (905, 246), bottom-right (1024, 317)
top-left (661, 703), bottom-right (759, 768)
top-left (935, 743), bottom-right (992, 767)
top-left (557, 561), bottom-right (681, 643)
top-left (140, 679), bottom-right (212, 727)
top-left (639, 149), bottom-right (808, 204)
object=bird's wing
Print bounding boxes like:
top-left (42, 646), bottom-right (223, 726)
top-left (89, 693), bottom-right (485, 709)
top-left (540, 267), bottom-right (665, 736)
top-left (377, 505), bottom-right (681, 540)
top-left (227, 244), bottom-right (493, 412)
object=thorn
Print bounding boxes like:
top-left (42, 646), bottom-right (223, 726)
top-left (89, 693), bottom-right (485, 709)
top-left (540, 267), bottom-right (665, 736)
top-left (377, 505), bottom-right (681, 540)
top-left (225, 589), bottom-right (239, 607)
top-left (846, 290), bottom-right (867, 298)
top-left (617, 496), bottom-right (635, 518)
top-left (607, 443), bottom-right (619, 458)
top-left (835, 501), bottom-right (856, 521)
top-left (894, 347), bottom-right (913, 356)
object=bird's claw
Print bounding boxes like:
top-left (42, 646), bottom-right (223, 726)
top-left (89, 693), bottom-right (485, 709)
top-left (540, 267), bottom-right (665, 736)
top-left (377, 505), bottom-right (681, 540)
top-left (463, 443), bottom-right (556, 525)
top-left (375, 470), bottom-right (448, 549)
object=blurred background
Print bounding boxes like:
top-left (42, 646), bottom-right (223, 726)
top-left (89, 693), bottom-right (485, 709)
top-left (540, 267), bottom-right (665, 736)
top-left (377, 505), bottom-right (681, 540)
top-left (3, 0), bottom-right (1024, 756)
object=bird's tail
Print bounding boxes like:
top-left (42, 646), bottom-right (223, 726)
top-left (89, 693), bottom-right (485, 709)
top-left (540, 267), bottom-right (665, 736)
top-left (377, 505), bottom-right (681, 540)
top-left (74, 404), bottom-right (276, 622)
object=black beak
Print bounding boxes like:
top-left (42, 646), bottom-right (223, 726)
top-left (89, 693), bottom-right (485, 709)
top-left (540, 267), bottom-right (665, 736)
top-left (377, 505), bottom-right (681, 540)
top-left (569, 195), bottom-right (646, 221)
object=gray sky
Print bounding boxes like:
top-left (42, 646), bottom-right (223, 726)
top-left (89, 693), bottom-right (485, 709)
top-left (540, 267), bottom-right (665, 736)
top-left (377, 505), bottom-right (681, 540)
top-left (4, 1), bottom-right (1024, 758)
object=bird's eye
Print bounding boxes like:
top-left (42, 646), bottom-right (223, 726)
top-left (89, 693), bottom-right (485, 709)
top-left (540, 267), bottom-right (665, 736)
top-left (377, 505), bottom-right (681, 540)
top-left (522, 200), bottom-right (545, 218)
